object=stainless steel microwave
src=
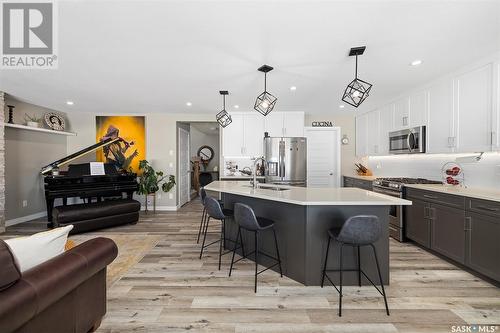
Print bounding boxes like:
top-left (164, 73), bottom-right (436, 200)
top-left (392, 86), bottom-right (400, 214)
top-left (389, 126), bottom-right (426, 154)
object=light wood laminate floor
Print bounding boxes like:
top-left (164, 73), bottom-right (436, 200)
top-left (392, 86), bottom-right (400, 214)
top-left (4, 200), bottom-right (500, 333)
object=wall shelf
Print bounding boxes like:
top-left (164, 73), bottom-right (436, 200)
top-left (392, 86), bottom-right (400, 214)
top-left (4, 123), bottom-right (77, 136)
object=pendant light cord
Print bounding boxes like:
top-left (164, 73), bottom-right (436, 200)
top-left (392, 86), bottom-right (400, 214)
top-left (264, 72), bottom-right (267, 92)
top-left (355, 55), bottom-right (358, 79)
top-left (222, 95), bottom-right (226, 110)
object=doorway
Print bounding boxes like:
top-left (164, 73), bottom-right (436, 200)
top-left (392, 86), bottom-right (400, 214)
top-left (178, 126), bottom-right (190, 207)
top-left (304, 127), bottom-right (341, 187)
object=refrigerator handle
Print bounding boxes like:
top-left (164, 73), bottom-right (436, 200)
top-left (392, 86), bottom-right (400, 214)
top-left (279, 140), bottom-right (285, 178)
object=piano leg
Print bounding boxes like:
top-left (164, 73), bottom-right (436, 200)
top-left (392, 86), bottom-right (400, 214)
top-left (46, 197), bottom-right (55, 227)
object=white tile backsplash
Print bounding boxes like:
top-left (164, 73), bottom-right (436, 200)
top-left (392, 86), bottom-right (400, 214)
top-left (365, 152), bottom-right (500, 190)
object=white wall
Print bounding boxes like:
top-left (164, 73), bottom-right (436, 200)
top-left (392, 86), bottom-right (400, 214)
top-left (66, 112), bottom-right (214, 209)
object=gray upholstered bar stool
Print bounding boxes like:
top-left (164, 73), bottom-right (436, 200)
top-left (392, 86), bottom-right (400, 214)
top-left (321, 215), bottom-right (389, 317)
top-left (199, 196), bottom-right (236, 270)
top-left (229, 203), bottom-right (283, 293)
top-left (196, 188), bottom-right (227, 244)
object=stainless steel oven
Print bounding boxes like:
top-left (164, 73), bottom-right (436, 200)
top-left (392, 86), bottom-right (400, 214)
top-left (389, 126), bottom-right (426, 154)
top-left (372, 184), bottom-right (403, 241)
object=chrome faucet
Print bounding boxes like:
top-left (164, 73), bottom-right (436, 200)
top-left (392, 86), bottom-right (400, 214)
top-left (251, 156), bottom-right (266, 189)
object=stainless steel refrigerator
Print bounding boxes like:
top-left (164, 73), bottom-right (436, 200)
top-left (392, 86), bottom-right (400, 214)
top-left (263, 136), bottom-right (307, 186)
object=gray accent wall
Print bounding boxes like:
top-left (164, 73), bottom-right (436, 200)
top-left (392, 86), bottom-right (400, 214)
top-left (3, 98), bottom-right (67, 224)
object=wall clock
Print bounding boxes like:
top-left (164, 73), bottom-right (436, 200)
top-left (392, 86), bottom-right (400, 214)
top-left (44, 112), bottom-right (66, 131)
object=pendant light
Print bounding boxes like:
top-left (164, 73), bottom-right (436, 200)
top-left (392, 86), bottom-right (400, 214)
top-left (216, 90), bottom-right (232, 128)
top-left (342, 46), bottom-right (372, 108)
top-left (254, 64), bottom-right (277, 116)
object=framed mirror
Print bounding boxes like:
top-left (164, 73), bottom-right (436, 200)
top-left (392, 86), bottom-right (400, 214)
top-left (197, 145), bottom-right (214, 163)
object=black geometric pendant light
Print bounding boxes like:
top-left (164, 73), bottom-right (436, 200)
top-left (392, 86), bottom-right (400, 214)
top-left (254, 65), bottom-right (277, 116)
top-left (342, 46), bottom-right (372, 108)
top-left (216, 90), bottom-right (232, 128)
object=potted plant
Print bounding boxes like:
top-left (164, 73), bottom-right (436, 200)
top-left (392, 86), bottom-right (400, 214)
top-left (24, 114), bottom-right (41, 128)
top-left (137, 160), bottom-right (176, 213)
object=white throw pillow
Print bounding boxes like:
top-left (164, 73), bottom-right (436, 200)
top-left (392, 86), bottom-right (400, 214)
top-left (5, 225), bottom-right (74, 272)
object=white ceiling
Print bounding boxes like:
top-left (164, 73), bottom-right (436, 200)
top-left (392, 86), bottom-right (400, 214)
top-left (1, 0), bottom-right (499, 115)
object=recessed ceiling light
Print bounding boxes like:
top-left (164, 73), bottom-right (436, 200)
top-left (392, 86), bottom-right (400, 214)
top-left (410, 59), bottom-right (423, 66)
top-left (66, 101), bottom-right (74, 105)
top-left (234, 105), bottom-right (239, 109)
top-left (339, 104), bottom-right (345, 109)
top-left (290, 86), bottom-right (297, 91)
top-left (186, 102), bottom-right (192, 107)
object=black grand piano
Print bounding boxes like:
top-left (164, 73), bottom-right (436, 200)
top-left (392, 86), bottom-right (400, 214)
top-left (41, 138), bottom-right (139, 224)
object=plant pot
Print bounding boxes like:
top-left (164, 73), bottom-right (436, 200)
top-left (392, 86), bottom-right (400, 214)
top-left (145, 192), bottom-right (156, 213)
top-left (26, 121), bottom-right (39, 128)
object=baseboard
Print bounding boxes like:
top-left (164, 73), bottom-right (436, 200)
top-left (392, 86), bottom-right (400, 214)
top-left (140, 205), bottom-right (178, 211)
top-left (6, 211), bottom-right (47, 227)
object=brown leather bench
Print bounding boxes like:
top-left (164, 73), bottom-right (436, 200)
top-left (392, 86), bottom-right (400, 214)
top-left (53, 199), bottom-right (140, 234)
top-left (0, 237), bottom-right (118, 333)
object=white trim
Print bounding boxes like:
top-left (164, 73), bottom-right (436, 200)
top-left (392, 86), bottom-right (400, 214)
top-left (140, 205), bottom-right (178, 211)
top-left (6, 211), bottom-right (47, 227)
top-left (5, 123), bottom-right (76, 136)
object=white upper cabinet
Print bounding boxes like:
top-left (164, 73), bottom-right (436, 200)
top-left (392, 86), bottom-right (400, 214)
top-left (243, 113), bottom-right (265, 157)
top-left (222, 113), bottom-right (245, 157)
top-left (426, 80), bottom-right (455, 153)
top-left (355, 113), bottom-right (368, 157)
top-left (409, 91), bottom-right (428, 127)
top-left (264, 112), bottom-right (304, 137)
top-left (366, 110), bottom-right (380, 155)
top-left (378, 104), bottom-right (394, 155)
top-left (493, 62), bottom-right (500, 150)
top-left (454, 63), bottom-right (493, 152)
top-left (393, 98), bottom-right (410, 129)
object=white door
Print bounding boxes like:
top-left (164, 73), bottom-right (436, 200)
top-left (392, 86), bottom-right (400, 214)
top-left (283, 112), bottom-right (305, 137)
top-left (222, 113), bottom-right (245, 157)
top-left (264, 112), bottom-right (284, 137)
top-left (305, 127), bottom-right (341, 187)
top-left (243, 113), bottom-right (265, 157)
top-left (178, 127), bottom-right (190, 207)
top-left (455, 63), bottom-right (493, 152)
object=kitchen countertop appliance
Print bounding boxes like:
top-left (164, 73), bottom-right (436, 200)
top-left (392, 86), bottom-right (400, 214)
top-left (264, 135), bottom-right (307, 186)
top-left (372, 177), bottom-right (442, 241)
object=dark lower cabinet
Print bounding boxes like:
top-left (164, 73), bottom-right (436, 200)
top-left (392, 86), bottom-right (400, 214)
top-left (466, 212), bottom-right (500, 282)
top-left (405, 188), bottom-right (500, 283)
top-left (405, 199), bottom-right (431, 248)
top-left (430, 203), bottom-right (466, 264)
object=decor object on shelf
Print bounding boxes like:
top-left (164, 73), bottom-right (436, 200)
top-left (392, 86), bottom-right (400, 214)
top-left (43, 112), bottom-right (66, 131)
top-left (342, 46), bottom-right (372, 108)
top-left (254, 64), bottom-right (277, 116)
top-left (216, 90), bottom-right (232, 128)
top-left (197, 145), bottom-right (214, 167)
top-left (137, 159), bottom-right (176, 213)
top-left (6, 105), bottom-right (14, 124)
top-left (355, 163), bottom-right (372, 176)
top-left (96, 116), bottom-right (145, 174)
top-left (24, 114), bottom-right (41, 128)
top-left (341, 134), bottom-right (349, 145)
top-left (441, 161), bottom-right (465, 187)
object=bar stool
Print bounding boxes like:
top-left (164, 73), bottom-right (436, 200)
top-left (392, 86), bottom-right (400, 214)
top-left (321, 215), bottom-right (389, 317)
top-left (199, 196), bottom-right (236, 270)
top-left (196, 188), bottom-right (225, 244)
top-left (229, 203), bottom-right (283, 293)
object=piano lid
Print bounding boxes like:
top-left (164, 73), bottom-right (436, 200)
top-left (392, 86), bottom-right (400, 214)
top-left (40, 137), bottom-right (120, 175)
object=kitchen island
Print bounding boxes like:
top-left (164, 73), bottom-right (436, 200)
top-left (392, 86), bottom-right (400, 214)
top-left (205, 181), bottom-right (411, 286)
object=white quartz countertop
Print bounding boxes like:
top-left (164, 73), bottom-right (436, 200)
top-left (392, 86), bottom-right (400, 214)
top-left (220, 175), bottom-right (266, 179)
top-left (205, 181), bottom-right (412, 206)
top-left (404, 184), bottom-right (500, 203)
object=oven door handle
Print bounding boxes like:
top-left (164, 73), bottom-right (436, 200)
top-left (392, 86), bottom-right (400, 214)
top-left (407, 131), bottom-right (415, 153)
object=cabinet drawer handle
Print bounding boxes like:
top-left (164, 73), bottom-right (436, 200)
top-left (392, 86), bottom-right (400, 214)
top-left (476, 205), bottom-right (499, 212)
top-left (423, 194), bottom-right (438, 199)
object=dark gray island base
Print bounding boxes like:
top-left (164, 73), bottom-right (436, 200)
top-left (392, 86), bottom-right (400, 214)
top-left (222, 193), bottom-right (390, 286)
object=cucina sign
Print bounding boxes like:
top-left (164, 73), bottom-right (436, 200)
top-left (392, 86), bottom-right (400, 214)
top-left (311, 121), bottom-right (333, 127)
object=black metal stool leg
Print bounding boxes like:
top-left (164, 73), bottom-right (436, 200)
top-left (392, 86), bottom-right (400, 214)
top-left (371, 244), bottom-right (390, 316)
top-left (229, 226), bottom-right (241, 277)
top-left (321, 236), bottom-right (331, 288)
top-left (218, 218), bottom-right (224, 270)
top-left (339, 243), bottom-right (343, 317)
top-left (357, 245), bottom-right (361, 287)
top-left (197, 208), bottom-right (206, 244)
top-left (199, 217), bottom-right (210, 259)
top-left (254, 231), bottom-right (259, 293)
top-left (272, 228), bottom-right (283, 277)
top-left (239, 227), bottom-right (246, 258)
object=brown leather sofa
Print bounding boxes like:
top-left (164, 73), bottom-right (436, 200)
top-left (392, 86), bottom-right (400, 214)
top-left (0, 237), bottom-right (118, 333)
